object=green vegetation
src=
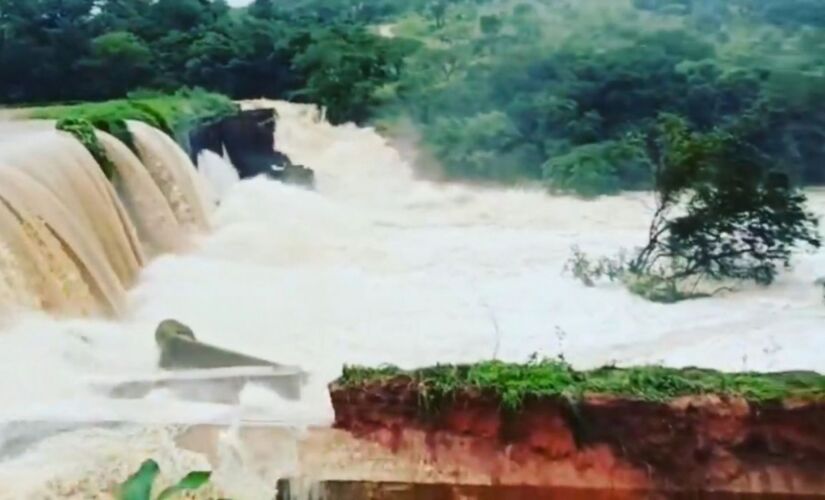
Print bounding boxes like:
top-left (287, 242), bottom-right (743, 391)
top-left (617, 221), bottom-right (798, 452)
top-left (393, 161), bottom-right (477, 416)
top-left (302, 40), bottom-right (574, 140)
top-left (56, 118), bottom-right (116, 179)
top-left (564, 115), bottom-right (820, 301)
top-left (34, 90), bottom-right (236, 179)
top-left (0, 0), bottom-right (406, 129)
top-left (631, 116), bottom-right (820, 285)
top-left (372, 0), bottom-right (825, 192)
top-left (4, 0), bottom-right (825, 194)
top-left (339, 360), bottom-right (825, 410)
top-left (31, 89), bottom-right (238, 146)
top-left (117, 459), bottom-right (211, 500)
top-left (5, 0), bottom-right (822, 298)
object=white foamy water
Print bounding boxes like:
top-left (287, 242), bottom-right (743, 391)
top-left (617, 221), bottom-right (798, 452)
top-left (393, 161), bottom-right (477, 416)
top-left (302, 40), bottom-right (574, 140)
top-left (1, 101), bottom-right (824, 497)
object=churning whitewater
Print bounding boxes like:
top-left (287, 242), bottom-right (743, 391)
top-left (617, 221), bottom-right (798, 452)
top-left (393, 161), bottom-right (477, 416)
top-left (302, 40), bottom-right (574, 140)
top-left (0, 101), bottom-right (824, 497)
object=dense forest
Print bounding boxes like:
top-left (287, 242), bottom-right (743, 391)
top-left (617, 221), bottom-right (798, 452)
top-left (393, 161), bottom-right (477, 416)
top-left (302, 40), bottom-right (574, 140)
top-left (2, 0), bottom-right (825, 194)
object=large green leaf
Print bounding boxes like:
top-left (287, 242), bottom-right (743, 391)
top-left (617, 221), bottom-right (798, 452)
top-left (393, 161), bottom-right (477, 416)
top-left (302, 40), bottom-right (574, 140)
top-left (156, 471), bottom-right (212, 500)
top-left (118, 459), bottom-right (160, 500)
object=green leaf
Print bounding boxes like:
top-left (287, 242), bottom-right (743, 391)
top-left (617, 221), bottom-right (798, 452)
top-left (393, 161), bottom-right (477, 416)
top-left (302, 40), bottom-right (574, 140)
top-left (156, 471), bottom-right (212, 500)
top-left (118, 459), bottom-right (160, 500)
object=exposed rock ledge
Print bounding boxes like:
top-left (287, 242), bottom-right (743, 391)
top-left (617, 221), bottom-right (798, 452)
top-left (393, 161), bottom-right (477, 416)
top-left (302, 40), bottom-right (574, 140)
top-left (329, 376), bottom-right (825, 496)
top-left (188, 108), bottom-right (314, 187)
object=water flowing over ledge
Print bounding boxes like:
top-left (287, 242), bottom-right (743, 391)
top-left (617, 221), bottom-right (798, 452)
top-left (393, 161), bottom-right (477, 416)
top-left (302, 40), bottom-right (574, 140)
top-left (0, 125), bottom-right (209, 316)
top-left (0, 100), bottom-right (824, 498)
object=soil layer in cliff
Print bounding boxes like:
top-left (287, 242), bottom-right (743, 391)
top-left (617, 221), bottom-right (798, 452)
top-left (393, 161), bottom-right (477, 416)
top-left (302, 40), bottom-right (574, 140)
top-left (329, 361), bottom-right (825, 497)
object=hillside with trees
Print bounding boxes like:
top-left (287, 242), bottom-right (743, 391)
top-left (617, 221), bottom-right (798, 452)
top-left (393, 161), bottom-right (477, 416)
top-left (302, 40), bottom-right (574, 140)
top-left (2, 0), bottom-right (824, 195)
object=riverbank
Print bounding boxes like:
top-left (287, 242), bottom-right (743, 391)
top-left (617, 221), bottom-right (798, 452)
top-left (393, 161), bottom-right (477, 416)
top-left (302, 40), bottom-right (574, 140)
top-left (0, 100), bottom-right (824, 497)
top-left (328, 363), bottom-right (825, 495)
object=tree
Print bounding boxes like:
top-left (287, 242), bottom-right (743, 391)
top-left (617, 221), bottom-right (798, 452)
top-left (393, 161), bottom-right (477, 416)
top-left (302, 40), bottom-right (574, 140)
top-left (248, 0), bottom-right (276, 19)
top-left (429, 0), bottom-right (448, 28)
top-left (146, 0), bottom-right (213, 34)
top-left (479, 15), bottom-right (502, 36)
top-left (543, 140), bottom-right (649, 197)
top-left (85, 31), bottom-right (153, 97)
top-left (0, 0), bottom-right (97, 101)
top-left (427, 111), bottom-right (527, 180)
top-left (631, 115), bottom-right (820, 287)
top-left (291, 28), bottom-right (398, 124)
top-left (184, 29), bottom-right (239, 94)
top-left (511, 3), bottom-right (541, 39)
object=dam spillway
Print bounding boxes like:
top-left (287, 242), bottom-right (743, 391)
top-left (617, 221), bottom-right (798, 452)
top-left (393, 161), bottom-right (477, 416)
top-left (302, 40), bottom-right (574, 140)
top-left (0, 123), bottom-right (211, 316)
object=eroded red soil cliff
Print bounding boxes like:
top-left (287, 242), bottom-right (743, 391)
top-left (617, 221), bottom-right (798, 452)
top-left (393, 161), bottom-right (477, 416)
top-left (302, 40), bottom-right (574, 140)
top-left (329, 378), bottom-right (825, 496)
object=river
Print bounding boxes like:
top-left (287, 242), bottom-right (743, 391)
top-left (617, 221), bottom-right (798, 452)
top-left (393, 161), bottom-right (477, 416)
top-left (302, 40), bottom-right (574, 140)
top-left (0, 101), bottom-right (824, 497)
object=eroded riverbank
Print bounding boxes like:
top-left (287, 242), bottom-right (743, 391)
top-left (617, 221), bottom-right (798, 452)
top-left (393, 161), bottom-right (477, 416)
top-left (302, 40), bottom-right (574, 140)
top-left (1, 102), bottom-right (824, 497)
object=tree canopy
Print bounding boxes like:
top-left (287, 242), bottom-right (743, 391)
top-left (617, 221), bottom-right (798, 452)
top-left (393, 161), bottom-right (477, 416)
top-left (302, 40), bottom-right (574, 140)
top-left (2, 0), bottom-right (825, 193)
top-left (631, 115), bottom-right (820, 287)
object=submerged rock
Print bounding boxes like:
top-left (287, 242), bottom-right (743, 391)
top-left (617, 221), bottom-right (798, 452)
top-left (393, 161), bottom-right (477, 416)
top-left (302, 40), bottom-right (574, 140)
top-left (145, 319), bottom-right (306, 401)
top-left (155, 319), bottom-right (284, 370)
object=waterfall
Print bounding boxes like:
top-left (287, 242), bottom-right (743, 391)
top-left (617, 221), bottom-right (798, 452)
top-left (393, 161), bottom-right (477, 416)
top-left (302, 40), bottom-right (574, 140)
top-left (1, 100), bottom-right (825, 499)
top-left (98, 132), bottom-right (185, 256)
top-left (0, 124), bottom-right (212, 316)
top-left (128, 121), bottom-right (212, 231)
top-left (197, 149), bottom-right (240, 205)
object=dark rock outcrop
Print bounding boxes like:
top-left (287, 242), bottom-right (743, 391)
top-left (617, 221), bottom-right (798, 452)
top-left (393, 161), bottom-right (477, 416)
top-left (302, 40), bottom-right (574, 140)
top-left (188, 109), bottom-right (314, 187)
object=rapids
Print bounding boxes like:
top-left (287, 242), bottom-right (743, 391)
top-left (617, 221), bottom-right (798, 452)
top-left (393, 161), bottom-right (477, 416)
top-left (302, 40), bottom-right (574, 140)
top-left (0, 101), bottom-right (824, 497)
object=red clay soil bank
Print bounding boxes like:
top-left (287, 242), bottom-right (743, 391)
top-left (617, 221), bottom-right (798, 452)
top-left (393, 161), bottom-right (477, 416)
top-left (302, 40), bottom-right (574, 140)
top-left (329, 378), bottom-right (825, 497)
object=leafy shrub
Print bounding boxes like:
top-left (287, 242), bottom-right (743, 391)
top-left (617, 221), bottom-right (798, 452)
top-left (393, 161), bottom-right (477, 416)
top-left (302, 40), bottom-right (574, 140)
top-left (543, 140), bottom-right (650, 197)
top-left (564, 246), bottom-right (628, 287)
top-left (117, 459), bottom-right (211, 500)
top-left (426, 111), bottom-right (538, 181)
top-left (564, 246), bottom-right (705, 303)
top-left (623, 271), bottom-right (710, 303)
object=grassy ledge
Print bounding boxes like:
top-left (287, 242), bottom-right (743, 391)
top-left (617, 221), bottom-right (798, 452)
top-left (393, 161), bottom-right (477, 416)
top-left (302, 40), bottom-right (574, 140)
top-left (29, 90), bottom-right (237, 178)
top-left (337, 360), bottom-right (825, 410)
top-left (30, 89), bottom-right (238, 148)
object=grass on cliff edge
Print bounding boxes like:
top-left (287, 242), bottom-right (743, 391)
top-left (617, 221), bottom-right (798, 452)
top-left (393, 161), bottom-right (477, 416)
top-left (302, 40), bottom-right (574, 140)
top-left (338, 360), bottom-right (825, 409)
top-left (27, 89), bottom-right (237, 179)
top-left (29, 89), bottom-right (238, 144)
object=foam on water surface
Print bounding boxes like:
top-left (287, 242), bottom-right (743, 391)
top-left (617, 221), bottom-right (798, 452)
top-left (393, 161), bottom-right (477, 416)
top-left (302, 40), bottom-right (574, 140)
top-left (1, 101), bottom-right (824, 497)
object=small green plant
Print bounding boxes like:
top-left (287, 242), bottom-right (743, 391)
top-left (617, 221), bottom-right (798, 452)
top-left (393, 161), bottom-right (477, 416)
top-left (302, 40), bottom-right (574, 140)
top-left (117, 459), bottom-right (211, 500)
top-left (56, 118), bottom-right (116, 179)
top-left (623, 272), bottom-right (711, 303)
top-left (564, 246), bottom-right (711, 303)
top-left (564, 246), bottom-right (628, 287)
